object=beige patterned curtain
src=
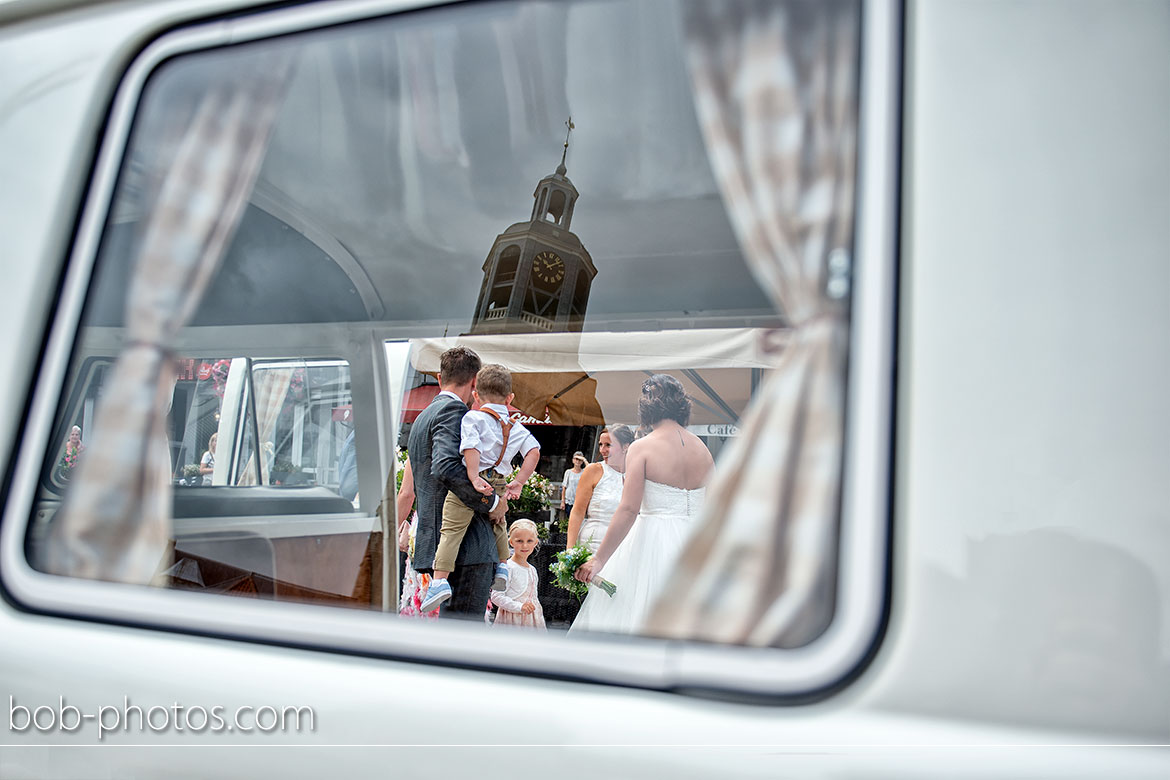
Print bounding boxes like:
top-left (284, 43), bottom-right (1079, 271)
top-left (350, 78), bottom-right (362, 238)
top-left (235, 368), bottom-right (294, 486)
top-left (47, 52), bottom-right (293, 585)
top-left (645, 0), bottom-right (858, 647)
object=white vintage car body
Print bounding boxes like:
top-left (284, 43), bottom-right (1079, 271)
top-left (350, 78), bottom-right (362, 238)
top-left (0, 0), bottom-right (1167, 776)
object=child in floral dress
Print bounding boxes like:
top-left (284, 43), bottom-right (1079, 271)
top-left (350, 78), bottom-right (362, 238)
top-left (490, 519), bottom-right (546, 630)
top-left (58, 425), bottom-right (84, 480)
top-left (398, 512), bottom-right (440, 619)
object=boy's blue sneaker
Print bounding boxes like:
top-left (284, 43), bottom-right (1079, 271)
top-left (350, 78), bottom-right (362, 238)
top-left (420, 578), bottom-right (453, 612)
top-left (492, 562), bottom-right (510, 591)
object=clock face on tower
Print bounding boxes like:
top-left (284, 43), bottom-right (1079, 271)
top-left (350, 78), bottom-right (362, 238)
top-left (532, 250), bottom-right (565, 288)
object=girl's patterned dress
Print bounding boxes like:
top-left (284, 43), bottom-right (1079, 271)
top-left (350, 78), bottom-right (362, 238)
top-left (490, 559), bottom-right (546, 629)
top-left (400, 512), bottom-right (492, 623)
top-left (398, 513), bottom-right (439, 619)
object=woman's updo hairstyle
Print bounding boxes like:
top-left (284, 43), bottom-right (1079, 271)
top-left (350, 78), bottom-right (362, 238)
top-left (638, 374), bottom-right (692, 427)
top-left (607, 424), bottom-right (636, 449)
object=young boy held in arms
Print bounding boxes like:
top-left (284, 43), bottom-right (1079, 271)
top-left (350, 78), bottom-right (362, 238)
top-left (421, 364), bottom-right (541, 611)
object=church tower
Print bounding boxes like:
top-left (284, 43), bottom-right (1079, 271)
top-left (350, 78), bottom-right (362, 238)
top-left (470, 120), bottom-right (597, 335)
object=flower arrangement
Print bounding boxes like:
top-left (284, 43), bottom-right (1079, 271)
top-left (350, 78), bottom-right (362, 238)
top-left (209, 359), bottom-right (231, 399)
top-left (286, 368), bottom-right (306, 402)
top-left (395, 447), bottom-right (410, 493)
top-left (507, 469), bottom-right (555, 516)
top-left (549, 542), bottom-right (617, 601)
top-left (177, 463), bottom-right (202, 486)
top-left (271, 458), bottom-right (298, 474)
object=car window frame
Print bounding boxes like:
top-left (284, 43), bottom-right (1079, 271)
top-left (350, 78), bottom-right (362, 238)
top-left (0, 0), bottom-right (900, 700)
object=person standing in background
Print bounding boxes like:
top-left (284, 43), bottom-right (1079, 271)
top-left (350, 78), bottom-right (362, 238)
top-left (560, 451), bottom-right (587, 523)
top-left (338, 428), bottom-right (358, 501)
top-left (199, 432), bottom-right (217, 486)
top-left (58, 425), bottom-right (85, 482)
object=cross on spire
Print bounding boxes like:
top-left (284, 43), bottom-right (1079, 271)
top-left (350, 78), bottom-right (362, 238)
top-left (557, 116), bottom-right (575, 175)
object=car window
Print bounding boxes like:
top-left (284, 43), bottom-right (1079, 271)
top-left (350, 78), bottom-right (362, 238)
top-left (13, 0), bottom-right (895, 695)
top-left (43, 358), bottom-right (353, 495)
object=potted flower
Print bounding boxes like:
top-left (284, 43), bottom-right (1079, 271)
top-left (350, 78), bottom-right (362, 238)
top-left (506, 469), bottom-right (554, 539)
top-left (395, 447), bottom-right (410, 492)
top-left (269, 457), bottom-right (302, 486)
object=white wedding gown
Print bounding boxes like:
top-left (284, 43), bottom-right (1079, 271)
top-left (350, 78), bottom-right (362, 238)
top-left (569, 479), bottom-right (705, 635)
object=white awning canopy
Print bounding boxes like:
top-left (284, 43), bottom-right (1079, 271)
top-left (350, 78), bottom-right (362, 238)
top-left (404, 328), bottom-right (785, 426)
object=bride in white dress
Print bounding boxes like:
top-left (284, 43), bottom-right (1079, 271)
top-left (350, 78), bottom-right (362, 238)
top-left (570, 375), bottom-right (714, 635)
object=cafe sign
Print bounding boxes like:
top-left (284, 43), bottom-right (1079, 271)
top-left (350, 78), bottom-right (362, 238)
top-left (510, 408), bottom-right (553, 426)
top-left (689, 424), bottom-right (739, 437)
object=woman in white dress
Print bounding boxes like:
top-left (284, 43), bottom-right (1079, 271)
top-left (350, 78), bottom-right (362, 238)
top-left (566, 425), bottom-right (634, 553)
top-left (570, 375), bottom-right (713, 635)
top-left (559, 451), bottom-right (587, 520)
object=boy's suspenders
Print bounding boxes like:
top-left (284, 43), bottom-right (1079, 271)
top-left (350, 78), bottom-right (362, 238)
top-left (479, 407), bottom-right (513, 470)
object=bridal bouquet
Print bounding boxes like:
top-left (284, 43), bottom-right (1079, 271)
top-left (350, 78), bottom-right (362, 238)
top-left (549, 542), bottom-right (617, 601)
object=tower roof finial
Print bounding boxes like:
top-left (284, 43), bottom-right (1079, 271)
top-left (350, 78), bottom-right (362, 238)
top-left (557, 116), bottom-right (574, 175)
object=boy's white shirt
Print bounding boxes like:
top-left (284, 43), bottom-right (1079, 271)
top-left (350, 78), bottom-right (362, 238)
top-left (434, 389), bottom-right (500, 510)
top-left (460, 402), bottom-right (540, 476)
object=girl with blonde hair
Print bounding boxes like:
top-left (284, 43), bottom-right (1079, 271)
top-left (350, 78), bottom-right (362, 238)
top-left (490, 519), bottom-right (546, 630)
